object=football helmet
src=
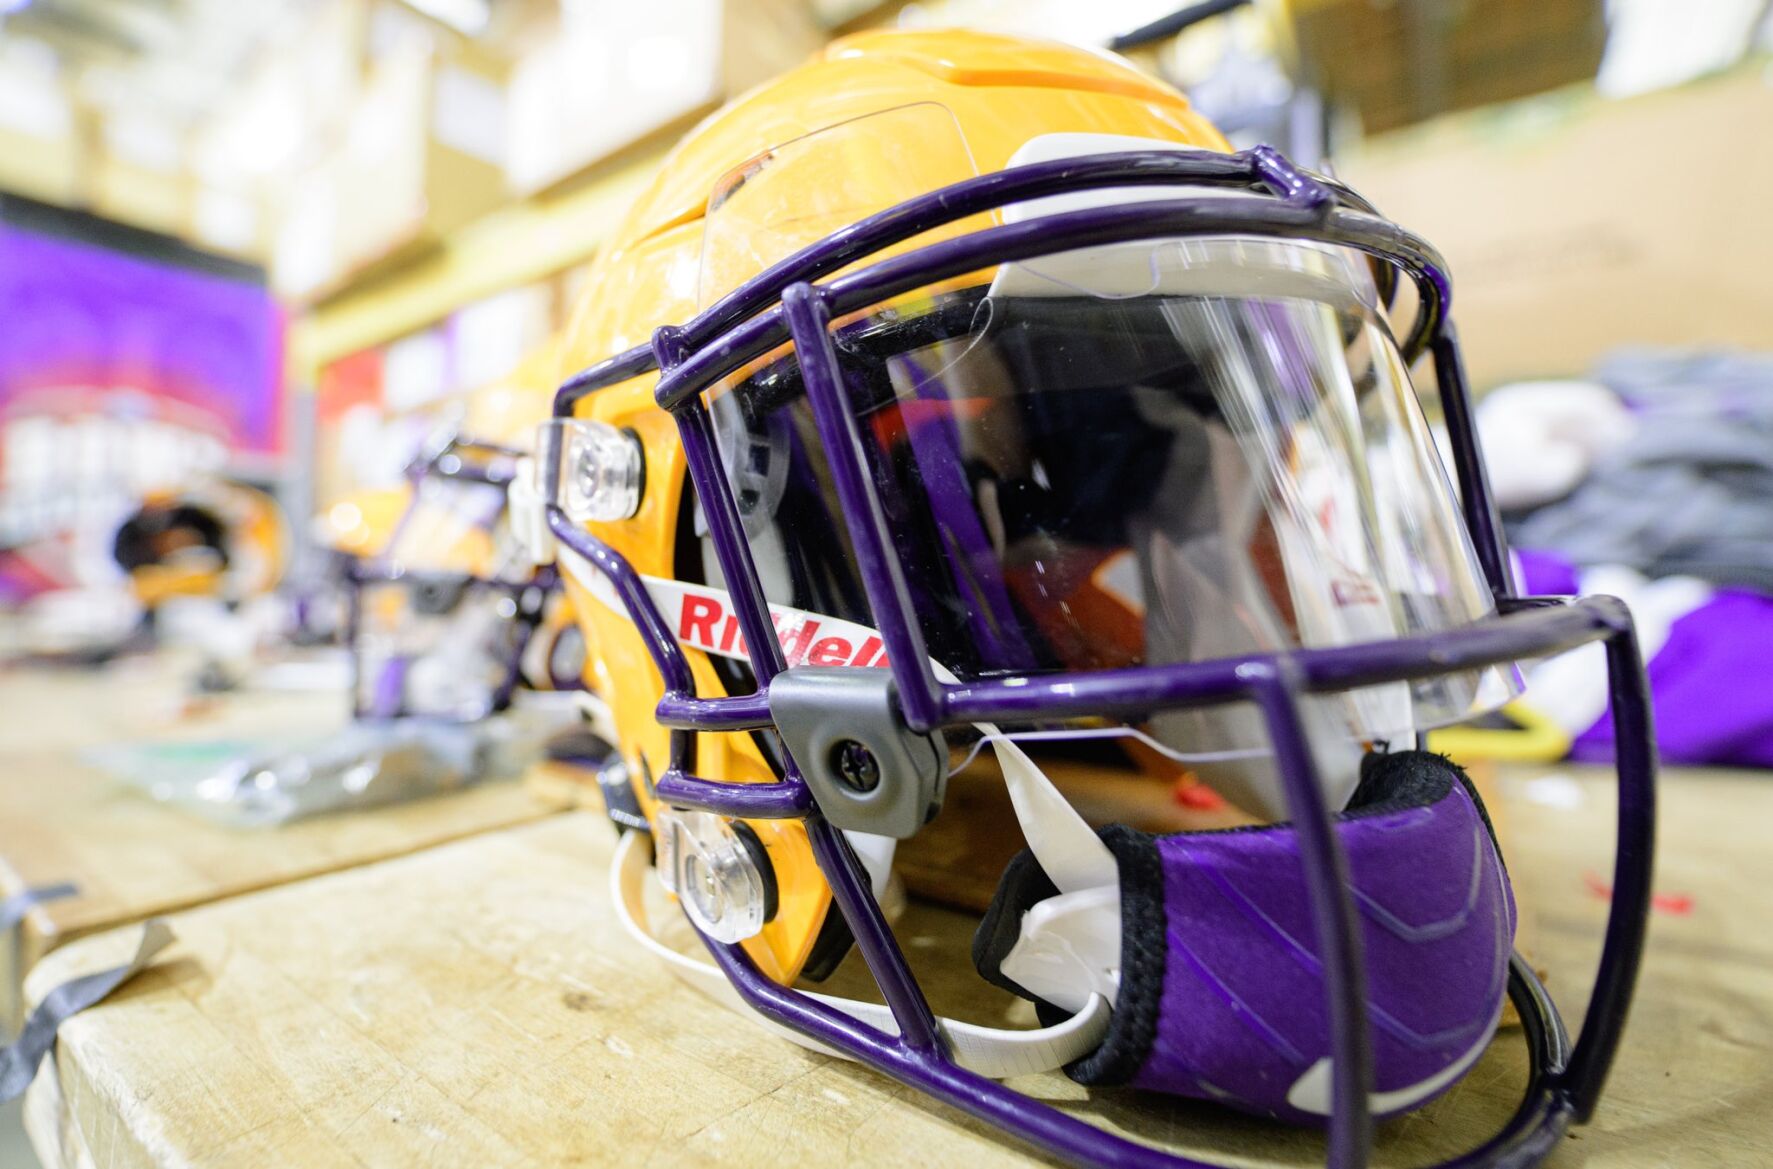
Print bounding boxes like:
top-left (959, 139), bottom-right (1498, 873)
top-left (114, 480), bottom-right (287, 611)
top-left (326, 343), bottom-right (582, 721)
top-left (523, 30), bottom-right (1655, 1167)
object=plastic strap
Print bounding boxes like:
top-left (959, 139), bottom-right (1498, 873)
top-left (1, 884), bottom-right (78, 933)
top-left (0, 920), bottom-right (173, 1101)
top-left (983, 732), bottom-right (1117, 895)
top-left (611, 831), bottom-right (1109, 1079)
top-left (568, 557), bottom-right (1125, 1056)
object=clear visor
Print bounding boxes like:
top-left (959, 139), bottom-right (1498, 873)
top-left (707, 236), bottom-right (1518, 810)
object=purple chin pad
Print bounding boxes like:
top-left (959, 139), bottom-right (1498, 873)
top-left (975, 750), bottom-right (1515, 1124)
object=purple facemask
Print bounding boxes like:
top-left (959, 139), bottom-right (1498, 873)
top-left (536, 143), bottom-right (1657, 1169)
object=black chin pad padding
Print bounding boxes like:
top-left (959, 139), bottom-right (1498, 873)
top-left (1348, 749), bottom-right (1506, 871)
top-left (972, 824), bottom-right (1166, 1080)
top-left (972, 848), bottom-right (1060, 1006)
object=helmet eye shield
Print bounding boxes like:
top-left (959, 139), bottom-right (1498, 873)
top-left (704, 245), bottom-right (1517, 814)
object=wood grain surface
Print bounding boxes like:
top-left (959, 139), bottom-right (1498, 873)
top-left (0, 653), bottom-right (572, 1029)
top-left (22, 765), bottom-right (1772, 1168)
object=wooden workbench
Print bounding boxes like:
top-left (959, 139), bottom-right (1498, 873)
top-left (0, 653), bottom-right (572, 1029)
top-left (19, 764), bottom-right (1773, 1168)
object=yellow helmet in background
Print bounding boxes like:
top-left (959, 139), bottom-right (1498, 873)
top-left (116, 481), bottom-right (289, 608)
top-left (317, 336), bottom-right (565, 576)
top-left (459, 338), bottom-right (565, 453)
top-left (316, 487), bottom-right (412, 561)
top-left (333, 335), bottom-right (586, 720)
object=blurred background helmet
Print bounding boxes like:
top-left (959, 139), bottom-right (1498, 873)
top-left (326, 338), bottom-right (581, 723)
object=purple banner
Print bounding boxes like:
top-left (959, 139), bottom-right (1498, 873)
top-left (0, 221), bottom-right (283, 459)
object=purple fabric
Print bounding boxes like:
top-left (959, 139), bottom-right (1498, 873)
top-left (1572, 587), bottom-right (1773, 767)
top-left (1513, 548), bottom-right (1580, 597)
top-left (1518, 547), bottom-right (1773, 767)
top-left (1130, 758), bottom-right (1514, 1123)
top-left (0, 222), bottom-right (283, 456)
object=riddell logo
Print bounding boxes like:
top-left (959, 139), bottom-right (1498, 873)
top-left (675, 588), bottom-right (890, 669)
top-left (560, 549), bottom-right (895, 670)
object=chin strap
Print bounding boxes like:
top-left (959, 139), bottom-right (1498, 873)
top-left (611, 828), bottom-right (1111, 1078)
top-left (982, 732), bottom-right (1126, 1016)
top-left (551, 537), bottom-right (1127, 1068)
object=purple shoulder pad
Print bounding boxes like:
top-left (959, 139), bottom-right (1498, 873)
top-left (977, 751), bottom-right (1515, 1124)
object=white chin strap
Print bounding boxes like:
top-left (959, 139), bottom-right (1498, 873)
top-left (607, 730), bottom-right (1123, 1076)
top-left (982, 730), bottom-right (1125, 1016)
top-left (545, 503), bottom-right (1126, 1072)
top-left (611, 827), bottom-right (1110, 1078)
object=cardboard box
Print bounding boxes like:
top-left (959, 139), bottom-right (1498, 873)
top-left (1342, 67), bottom-right (1773, 388)
top-left (1292, 0), bottom-right (1606, 134)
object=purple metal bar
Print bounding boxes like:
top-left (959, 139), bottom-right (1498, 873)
top-left (544, 505), bottom-right (776, 732)
top-left (442, 438), bottom-right (527, 461)
top-left (543, 621), bottom-right (587, 692)
top-left (812, 197), bottom-right (1445, 362)
top-left (656, 150), bottom-right (1378, 397)
top-left (1560, 617), bottom-right (1657, 1119)
top-left (671, 396), bottom-right (792, 685)
top-left (941, 600), bottom-right (1612, 726)
top-left (653, 771), bottom-right (813, 818)
top-left (781, 284), bottom-right (945, 731)
top-left (367, 656), bottom-right (410, 721)
top-left (655, 305), bottom-right (794, 415)
top-left (429, 455), bottom-right (519, 489)
top-left (341, 554), bottom-right (366, 721)
top-left (554, 343), bottom-right (657, 417)
top-left (487, 567), bottom-right (555, 714)
top-left (895, 345), bottom-right (1038, 670)
top-left (547, 506), bottom-right (811, 812)
top-left (693, 920), bottom-right (1250, 1169)
top-left (805, 814), bottom-right (946, 1055)
top-left (655, 689), bottom-right (775, 730)
top-left (548, 507), bottom-right (696, 696)
top-left (685, 149), bottom-right (1348, 350)
top-left (405, 436), bottom-right (524, 484)
top-left (1436, 958), bottom-right (1573, 1169)
top-left (653, 310), bottom-right (792, 693)
top-left (1431, 325), bottom-right (1513, 599)
top-left (1247, 662), bottom-right (1372, 1167)
top-left (1246, 142), bottom-right (1336, 211)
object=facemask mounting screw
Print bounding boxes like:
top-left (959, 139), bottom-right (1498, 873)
top-left (830, 739), bottom-right (881, 793)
